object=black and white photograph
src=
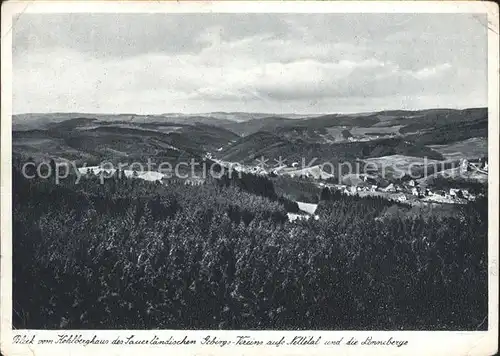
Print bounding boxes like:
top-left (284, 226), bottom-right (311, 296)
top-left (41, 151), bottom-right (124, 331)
top-left (1, 1), bottom-right (499, 355)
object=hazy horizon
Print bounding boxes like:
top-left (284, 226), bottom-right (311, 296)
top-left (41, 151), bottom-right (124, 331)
top-left (12, 105), bottom-right (488, 118)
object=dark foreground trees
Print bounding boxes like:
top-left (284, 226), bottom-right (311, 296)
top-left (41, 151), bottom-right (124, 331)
top-left (12, 166), bottom-right (488, 330)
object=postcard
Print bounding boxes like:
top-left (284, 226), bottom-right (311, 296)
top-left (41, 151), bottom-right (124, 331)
top-left (1, 1), bottom-right (498, 355)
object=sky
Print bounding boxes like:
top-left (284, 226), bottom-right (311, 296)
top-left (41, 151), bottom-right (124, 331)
top-left (12, 13), bottom-right (488, 114)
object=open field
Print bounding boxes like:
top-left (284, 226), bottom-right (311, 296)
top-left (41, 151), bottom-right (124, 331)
top-left (277, 165), bottom-right (335, 180)
top-left (296, 201), bottom-right (318, 214)
top-left (428, 137), bottom-right (488, 160)
top-left (363, 155), bottom-right (443, 178)
top-left (350, 125), bottom-right (403, 137)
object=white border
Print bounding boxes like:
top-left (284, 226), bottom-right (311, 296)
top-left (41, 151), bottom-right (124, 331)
top-left (1, 2), bottom-right (498, 356)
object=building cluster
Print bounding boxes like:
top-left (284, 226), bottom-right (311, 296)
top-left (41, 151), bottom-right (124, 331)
top-left (161, 177), bottom-right (205, 186)
top-left (326, 176), bottom-right (478, 205)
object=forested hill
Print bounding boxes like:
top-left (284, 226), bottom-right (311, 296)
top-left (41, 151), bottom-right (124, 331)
top-left (13, 163), bottom-right (488, 330)
top-left (221, 107), bottom-right (487, 138)
top-left (221, 134), bottom-right (445, 163)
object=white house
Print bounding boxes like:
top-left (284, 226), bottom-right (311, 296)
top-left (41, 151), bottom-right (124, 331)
top-left (397, 195), bottom-right (407, 202)
top-left (393, 193), bottom-right (407, 202)
top-left (382, 183), bottom-right (396, 192)
top-left (460, 158), bottom-right (470, 174)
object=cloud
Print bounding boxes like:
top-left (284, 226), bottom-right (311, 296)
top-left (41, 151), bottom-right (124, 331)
top-left (12, 13), bottom-right (488, 114)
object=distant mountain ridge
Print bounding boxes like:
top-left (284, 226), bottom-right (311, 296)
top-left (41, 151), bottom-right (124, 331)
top-left (13, 107), bottom-right (487, 130)
top-left (217, 107), bottom-right (487, 164)
top-left (12, 107), bottom-right (487, 167)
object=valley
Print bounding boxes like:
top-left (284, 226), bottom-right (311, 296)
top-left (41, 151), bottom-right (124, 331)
top-left (13, 107), bottom-right (488, 210)
top-left (11, 108), bottom-right (489, 330)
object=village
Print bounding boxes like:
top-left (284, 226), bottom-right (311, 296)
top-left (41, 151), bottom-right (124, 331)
top-left (319, 157), bottom-right (488, 205)
top-left (209, 155), bottom-right (488, 207)
top-left (320, 177), bottom-right (477, 205)
top-left (76, 155), bottom-right (487, 209)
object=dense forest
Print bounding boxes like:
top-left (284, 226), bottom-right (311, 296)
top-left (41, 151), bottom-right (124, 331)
top-left (12, 163), bottom-right (488, 330)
